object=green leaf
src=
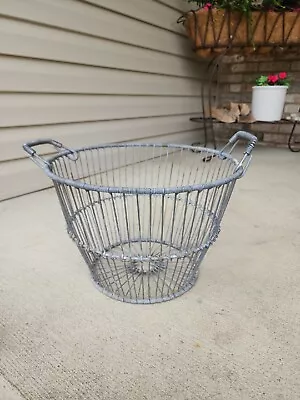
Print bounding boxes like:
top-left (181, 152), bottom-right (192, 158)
top-left (256, 76), bottom-right (268, 86)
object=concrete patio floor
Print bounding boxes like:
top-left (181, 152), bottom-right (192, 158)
top-left (0, 146), bottom-right (299, 400)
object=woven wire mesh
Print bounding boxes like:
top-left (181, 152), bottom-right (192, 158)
top-left (50, 144), bottom-right (239, 304)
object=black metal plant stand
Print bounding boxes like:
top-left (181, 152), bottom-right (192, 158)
top-left (178, 9), bottom-right (300, 155)
top-left (190, 51), bottom-right (230, 152)
top-left (287, 109), bottom-right (300, 152)
top-left (191, 57), bottom-right (300, 155)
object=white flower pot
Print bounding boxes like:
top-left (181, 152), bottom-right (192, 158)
top-left (251, 86), bottom-right (288, 122)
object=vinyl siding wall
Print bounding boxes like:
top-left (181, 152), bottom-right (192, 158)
top-left (0, 0), bottom-right (203, 201)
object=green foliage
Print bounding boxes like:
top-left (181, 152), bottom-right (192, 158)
top-left (186, 0), bottom-right (300, 12)
top-left (256, 75), bottom-right (269, 86)
top-left (255, 73), bottom-right (290, 87)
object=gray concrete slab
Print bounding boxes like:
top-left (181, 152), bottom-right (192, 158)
top-left (0, 146), bottom-right (299, 400)
top-left (0, 375), bottom-right (25, 400)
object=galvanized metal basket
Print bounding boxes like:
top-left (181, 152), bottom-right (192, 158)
top-left (23, 131), bottom-right (257, 304)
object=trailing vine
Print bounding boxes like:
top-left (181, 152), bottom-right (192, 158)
top-left (186, 0), bottom-right (300, 12)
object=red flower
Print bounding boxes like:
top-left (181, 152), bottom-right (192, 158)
top-left (267, 75), bottom-right (279, 84)
top-left (279, 72), bottom-right (287, 80)
top-left (203, 2), bottom-right (212, 10)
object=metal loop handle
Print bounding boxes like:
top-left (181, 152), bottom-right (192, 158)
top-left (23, 139), bottom-right (78, 169)
top-left (221, 131), bottom-right (257, 176)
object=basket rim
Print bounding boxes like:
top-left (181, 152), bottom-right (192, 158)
top-left (44, 143), bottom-right (243, 194)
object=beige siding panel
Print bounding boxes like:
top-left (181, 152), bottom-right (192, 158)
top-left (0, 0), bottom-right (192, 57)
top-left (83, 0), bottom-right (183, 34)
top-left (1, 114), bottom-right (201, 162)
top-left (0, 57), bottom-right (202, 96)
top-left (0, 0), bottom-right (204, 201)
top-left (0, 18), bottom-right (201, 79)
top-left (155, 0), bottom-right (197, 13)
top-left (0, 95), bottom-right (201, 127)
top-left (0, 129), bottom-right (203, 201)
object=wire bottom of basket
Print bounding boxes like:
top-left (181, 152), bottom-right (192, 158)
top-left (79, 240), bottom-right (209, 304)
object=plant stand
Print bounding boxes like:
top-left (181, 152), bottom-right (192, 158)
top-left (191, 114), bottom-right (300, 152)
top-left (178, 8), bottom-right (300, 154)
top-left (287, 110), bottom-right (300, 152)
top-left (190, 55), bottom-right (224, 151)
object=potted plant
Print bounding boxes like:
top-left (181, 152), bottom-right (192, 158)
top-left (179, 1), bottom-right (300, 59)
top-left (251, 72), bottom-right (290, 121)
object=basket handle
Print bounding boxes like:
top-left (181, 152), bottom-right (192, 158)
top-left (23, 139), bottom-right (78, 169)
top-left (221, 131), bottom-right (257, 175)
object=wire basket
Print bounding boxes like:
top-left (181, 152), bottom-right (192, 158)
top-left (23, 131), bottom-right (257, 304)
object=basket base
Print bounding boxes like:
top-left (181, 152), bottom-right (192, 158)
top-left (78, 240), bottom-right (209, 304)
top-left (91, 275), bottom-right (197, 305)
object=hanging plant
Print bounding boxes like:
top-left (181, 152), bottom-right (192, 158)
top-left (179, 1), bottom-right (300, 58)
